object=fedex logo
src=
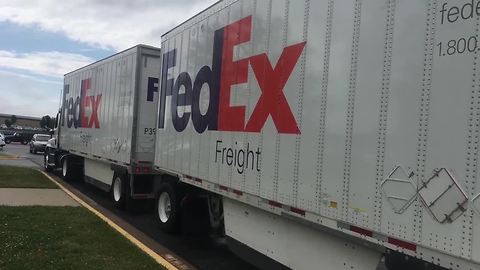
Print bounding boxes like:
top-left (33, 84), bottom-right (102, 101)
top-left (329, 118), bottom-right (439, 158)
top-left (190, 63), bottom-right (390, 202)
top-left (61, 78), bottom-right (102, 129)
top-left (158, 16), bottom-right (306, 134)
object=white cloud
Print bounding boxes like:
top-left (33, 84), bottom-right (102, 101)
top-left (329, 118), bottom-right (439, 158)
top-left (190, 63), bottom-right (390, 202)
top-left (0, 50), bottom-right (94, 78)
top-left (0, 72), bottom-right (61, 117)
top-left (0, 0), bottom-right (217, 51)
top-left (0, 69), bottom-right (61, 84)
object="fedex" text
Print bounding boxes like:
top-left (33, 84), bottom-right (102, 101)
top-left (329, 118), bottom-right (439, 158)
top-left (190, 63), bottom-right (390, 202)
top-left (158, 16), bottom-right (305, 134)
top-left (62, 78), bottom-right (102, 129)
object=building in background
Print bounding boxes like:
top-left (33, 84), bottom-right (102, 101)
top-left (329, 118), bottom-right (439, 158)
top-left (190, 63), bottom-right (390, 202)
top-left (0, 113), bottom-right (42, 129)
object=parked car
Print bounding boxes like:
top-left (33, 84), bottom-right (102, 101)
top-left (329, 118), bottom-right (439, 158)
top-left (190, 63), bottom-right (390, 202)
top-left (4, 132), bottom-right (29, 145)
top-left (29, 134), bottom-right (51, 154)
top-left (0, 136), bottom-right (5, 150)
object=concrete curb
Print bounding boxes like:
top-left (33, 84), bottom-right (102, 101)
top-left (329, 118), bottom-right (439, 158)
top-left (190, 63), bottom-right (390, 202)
top-left (40, 171), bottom-right (180, 270)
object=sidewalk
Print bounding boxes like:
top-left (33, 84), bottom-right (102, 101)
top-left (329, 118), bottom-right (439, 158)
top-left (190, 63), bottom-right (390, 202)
top-left (0, 162), bottom-right (79, 207)
top-left (0, 188), bottom-right (79, 206)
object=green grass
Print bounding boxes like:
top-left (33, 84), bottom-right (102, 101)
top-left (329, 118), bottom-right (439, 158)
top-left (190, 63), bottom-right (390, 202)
top-left (0, 206), bottom-right (165, 270)
top-left (0, 165), bottom-right (58, 189)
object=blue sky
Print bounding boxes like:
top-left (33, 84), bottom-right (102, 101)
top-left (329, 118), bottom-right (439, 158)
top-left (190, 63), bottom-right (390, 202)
top-left (0, 0), bottom-right (215, 117)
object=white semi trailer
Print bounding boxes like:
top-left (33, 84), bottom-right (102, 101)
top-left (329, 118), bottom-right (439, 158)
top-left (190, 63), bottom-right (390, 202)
top-left (45, 45), bottom-right (161, 208)
top-left (46, 0), bottom-right (480, 269)
top-left (151, 0), bottom-right (480, 269)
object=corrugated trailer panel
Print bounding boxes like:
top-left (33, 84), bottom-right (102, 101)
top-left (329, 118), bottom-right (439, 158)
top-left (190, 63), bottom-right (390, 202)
top-left (422, 0), bottom-right (476, 258)
top-left (60, 45), bottom-right (160, 166)
top-left (133, 47), bottom-right (161, 163)
top-left (347, 0), bottom-right (386, 230)
top-left (62, 49), bottom-right (137, 164)
top-left (155, 0), bottom-right (480, 267)
top-left (379, 0), bottom-right (427, 243)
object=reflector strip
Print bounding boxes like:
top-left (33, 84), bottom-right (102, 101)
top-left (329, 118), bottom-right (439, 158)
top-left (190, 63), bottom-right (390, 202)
top-left (138, 161), bottom-right (150, 164)
top-left (219, 185), bottom-right (228, 191)
top-left (193, 178), bottom-right (202, 183)
top-left (350, 225), bottom-right (373, 237)
top-left (232, 189), bottom-right (243, 196)
top-left (388, 237), bottom-right (417, 252)
top-left (268, 200), bottom-right (282, 208)
top-left (290, 207), bottom-right (306, 216)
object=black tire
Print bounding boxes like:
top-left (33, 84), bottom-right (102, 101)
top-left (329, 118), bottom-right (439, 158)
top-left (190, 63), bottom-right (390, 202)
top-left (21, 140), bottom-right (28, 145)
top-left (33, 148), bottom-right (37, 154)
top-left (29, 146), bottom-right (33, 153)
top-left (5, 139), bottom-right (10, 144)
top-left (44, 151), bottom-right (53, 172)
top-left (384, 250), bottom-right (437, 270)
top-left (111, 173), bottom-right (128, 209)
top-left (155, 183), bottom-right (182, 233)
top-left (61, 157), bottom-right (74, 181)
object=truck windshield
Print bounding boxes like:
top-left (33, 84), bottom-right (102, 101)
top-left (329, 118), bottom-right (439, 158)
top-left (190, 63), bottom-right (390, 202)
top-left (36, 136), bottom-right (50, 141)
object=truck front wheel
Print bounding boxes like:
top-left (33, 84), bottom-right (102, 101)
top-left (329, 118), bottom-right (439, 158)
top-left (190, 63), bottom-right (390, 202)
top-left (156, 183), bottom-right (181, 233)
top-left (44, 150), bottom-right (53, 172)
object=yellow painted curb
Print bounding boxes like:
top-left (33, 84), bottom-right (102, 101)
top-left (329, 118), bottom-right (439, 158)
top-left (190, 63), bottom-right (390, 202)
top-left (0, 154), bottom-right (19, 160)
top-left (40, 171), bottom-right (179, 270)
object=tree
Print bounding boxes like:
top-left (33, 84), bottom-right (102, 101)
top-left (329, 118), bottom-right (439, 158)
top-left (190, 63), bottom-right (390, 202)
top-left (40, 115), bottom-right (52, 129)
top-left (4, 115), bottom-right (16, 128)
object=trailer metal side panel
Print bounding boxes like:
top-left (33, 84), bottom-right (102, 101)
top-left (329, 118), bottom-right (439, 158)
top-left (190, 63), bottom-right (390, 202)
top-left (155, 0), bottom-right (480, 268)
top-left (133, 47), bottom-right (161, 164)
top-left (61, 45), bottom-right (160, 166)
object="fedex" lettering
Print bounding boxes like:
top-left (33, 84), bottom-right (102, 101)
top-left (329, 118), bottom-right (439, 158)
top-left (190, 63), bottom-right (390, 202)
top-left (158, 16), bottom-right (305, 134)
top-left (62, 78), bottom-right (102, 129)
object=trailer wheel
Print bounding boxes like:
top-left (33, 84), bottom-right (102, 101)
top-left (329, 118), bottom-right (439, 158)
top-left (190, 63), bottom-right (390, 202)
top-left (209, 195), bottom-right (224, 233)
top-left (156, 183), bottom-right (181, 233)
top-left (61, 158), bottom-right (74, 181)
top-left (111, 174), bottom-right (127, 209)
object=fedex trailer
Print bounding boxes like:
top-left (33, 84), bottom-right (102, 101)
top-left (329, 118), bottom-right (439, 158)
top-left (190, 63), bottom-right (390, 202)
top-left (45, 45), bottom-right (161, 208)
top-left (151, 0), bottom-right (480, 269)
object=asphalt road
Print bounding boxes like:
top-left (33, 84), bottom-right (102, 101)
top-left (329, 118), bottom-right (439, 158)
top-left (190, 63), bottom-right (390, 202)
top-left (3, 143), bottom-right (258, 270)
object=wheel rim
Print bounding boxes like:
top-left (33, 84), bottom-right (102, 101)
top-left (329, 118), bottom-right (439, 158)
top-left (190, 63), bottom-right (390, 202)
top-left (62, 159), bottom-right (67, 177)
top-left (113, 177), bottom-right (122, 202)
top-left (158, 192), bottom-right (171, 223)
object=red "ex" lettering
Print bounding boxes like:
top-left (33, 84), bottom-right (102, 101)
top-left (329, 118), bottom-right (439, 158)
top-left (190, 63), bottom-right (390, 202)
top-left (88, 95), bottom-right (102, 128)
top-left (79, 78), bottom-right (102, 129)
top-left (245, 42), bottom-right (306, 134)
